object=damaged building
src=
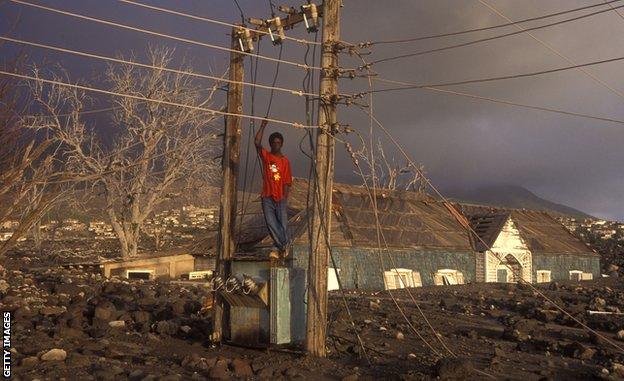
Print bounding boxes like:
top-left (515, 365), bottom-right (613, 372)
top-left (231, 178), bottom-right (476, 290)
top-left (463, 207), bottom-right (600, 283)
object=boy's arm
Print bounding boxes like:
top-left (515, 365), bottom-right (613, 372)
top-left (284, 184), bottom-right (290, 199)
top-left (255, 119), bottom-right (268, 152)
top-left (283, 159), bottom-right (292, 199)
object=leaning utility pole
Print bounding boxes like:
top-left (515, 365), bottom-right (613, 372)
top-left (306, 0), bottom-right (340, 357)
top-left (213, 26), bottom-right (244, 343)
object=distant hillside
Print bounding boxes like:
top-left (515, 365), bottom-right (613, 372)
top-left (445, 184), bottom-right (592, 219)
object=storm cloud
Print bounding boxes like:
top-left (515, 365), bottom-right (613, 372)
top-left (2, 0), bottom-right (623, 219)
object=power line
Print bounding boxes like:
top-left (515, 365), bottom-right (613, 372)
top-left (354, 104), bottom-right (624, 355)
top-left (477, 0), bottom-right (624, 102)
top-left (351, 52), bottom-right (464, 362)
top-left (8, 0), bottom-right (322, 71)
top-left (366, 3), bottom-right (624, 66)
top-left (231, 0), bottom-right (246, 24)
top-left (604, 0), bottom-right (624, 21)
top-left (0, 70), bottom-right (316, 129)
top-left (118, 0), bottom-right (321, 46)
top-left (366, 76), bottom-right (624, 125)
top-left (352, 54), bottom-right (624, 95)
top-left (360, 0), bottom-right (623, 46)
top-left (0, 36), bottom-right (317, 98)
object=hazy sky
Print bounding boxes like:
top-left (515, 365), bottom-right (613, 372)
top-left (2, 1), bottom-right (623, 220)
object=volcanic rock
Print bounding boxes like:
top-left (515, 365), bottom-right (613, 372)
top-left (41, 348), bottom-right (67, 361)
top-left (209, 359), bottom-right (230, 380)
top-left (435, 357), bottom-right (475, 380)
top-left (232, 358), bottom-right (253, 378)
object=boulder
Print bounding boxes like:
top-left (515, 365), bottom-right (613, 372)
top-left (41, 348), bottom-right (67, 361)
top-left (108, 320), bottom-right (126, 329)
top-left (564, 342), bottom-right (595, 360)
top-left (435, 357), bottom-right (475, 380)
top-left (209, 359), bottom-right (230, 380)
top-left (94, 301), bottom-right (117, 322)
top-left (20, 356), bottom-right (39, 367)
top-left (39, 306), bottom-right (66, 316)
top-left (232, 358), bottom-right (253, 378)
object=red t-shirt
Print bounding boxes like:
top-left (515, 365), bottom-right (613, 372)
top-left (260, 148), bottom-right (292, 201)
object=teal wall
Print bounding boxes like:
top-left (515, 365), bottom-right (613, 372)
top-left (532, 254), bottom-right (601, 281)
top-left (292, 245), bottom-right (476, 289)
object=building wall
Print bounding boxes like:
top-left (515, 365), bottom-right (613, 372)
top-left (485, 218), bottom-right (532, 283)
top-left (103, 254), bottom-right (195, 279)
top-left (532, 253), bottom-right (601, 281)
top-left (292, 245), bottom-right (476, 289)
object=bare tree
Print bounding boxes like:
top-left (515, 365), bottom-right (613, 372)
top-left (28, 48), bottom-right (222, 258)
top-left (353, 138), bottom-right (426, 192)
top-left (0, 55), bottom-right (70, 258)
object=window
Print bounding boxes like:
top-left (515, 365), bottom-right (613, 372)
top-left (434, 269), bottom-right (465, 286)
top-left (383, 269), bottom-right (421, 290)
top-left (328, 268), bottom-right (341, 291)
top-left (581, 272), bottom-right (593, 281)
top-left (126, 269), bottom-right (154, 280)
top-left (536, 270), bottom-right (551, 283)
top-left (188, 270), bottom-right (212, 280)
top-left (569, 270), bottom-right (583, 281)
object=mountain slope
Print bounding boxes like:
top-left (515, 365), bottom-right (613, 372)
top-left (445, 184), bottom-right (592, 219)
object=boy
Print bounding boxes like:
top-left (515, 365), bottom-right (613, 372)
top-left (254, 119), bottom-right (292, 260)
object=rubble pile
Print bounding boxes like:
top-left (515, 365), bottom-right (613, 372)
top-left (3, 256), bottom-right (624, 380)
top-left (328, 280), bottom-right (624, 380)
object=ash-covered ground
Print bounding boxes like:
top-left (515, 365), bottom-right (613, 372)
top-left (2, 249), bottom-right (624, 380)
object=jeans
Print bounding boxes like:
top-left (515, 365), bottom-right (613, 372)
top-left (261, 197), bottom-right (289, 251)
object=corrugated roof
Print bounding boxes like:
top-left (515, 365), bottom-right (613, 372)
top-left (468, 213), bottom-right (510, 252)
top-left (460, 204), bottom-right (597, 256)
top-left (223, 178), bottom-right (473, 251)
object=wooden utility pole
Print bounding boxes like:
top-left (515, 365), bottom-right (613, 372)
top-left (213, 26), bottom-right (244, 343)
top-left (306, 0), bottom-right (340, 357)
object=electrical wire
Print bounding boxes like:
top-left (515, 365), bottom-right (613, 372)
top-left (117, 0), bottom-right (321, 46)
top-left (353, 52), bottom-right (459, 360)
top-left (366, 4), bottom-right (624, 66)
top-left (8, 0), bottom-right (322, 71)
top-left (0, 70), bottom-right (316, 129)
top-left (351, 54), bottom-right (624, 96)
top-left (354, 104), bottom-right (624, 355)
top-left (267, 0), bottom-right (276, 18)
top-left (235, 38), bottom-right (262, 249)
top-left (265, 44), bottom-right (284, 118)
top-left (604, 0), bottom-right (624, 20)
top-left (477, 0), bottom-right (624, 102)
top-left (0, 36), bottom-right (318, 98)
top-left (361, 0), bottom-right (623, 46)
top-left (231, 0), bottom-right (246, 24)
top-left (363, 76), bottom-right (624, 125)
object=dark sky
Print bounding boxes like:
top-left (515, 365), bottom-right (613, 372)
top-left (2, 1), bottom-right (623, 220)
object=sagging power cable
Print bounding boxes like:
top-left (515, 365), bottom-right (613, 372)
top-left (350, 54), bottom-right (624, 96)
top-left (355, 76), bottom-right (624, 126)
top-left (118, 0), bottom-right (321, 46)
top-left (0, 36), bottom-right (317, 98)
top-left (8, 0), bottom-right (322, 71)
top-left (365, 4), bottom-right (624, 66)
top-left (0, 70), bottom-right (316, 129)
top-left (359, 0), bottom-right (623, 46)
top-left (476, 0), bottom-right (624, 102)
top-left (354, 104), bottom-right (624, 355)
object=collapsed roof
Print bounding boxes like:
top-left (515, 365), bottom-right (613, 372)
top-left (460, 205), bottom-right (597, 256)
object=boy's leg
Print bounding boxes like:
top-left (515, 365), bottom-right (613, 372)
top-left (262, 197), bottom-right (286, 253)
top-left (276, 199), bottom-right (290, 257)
